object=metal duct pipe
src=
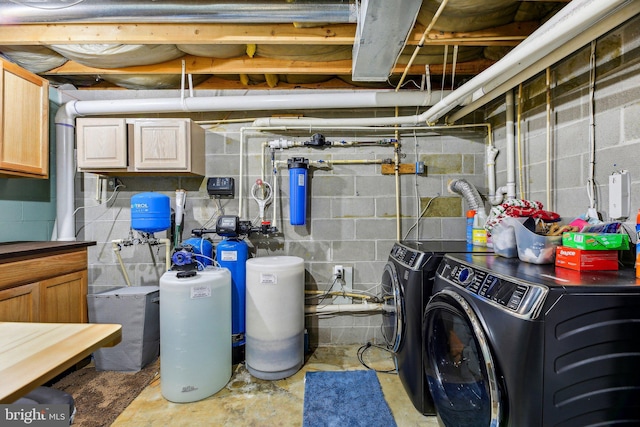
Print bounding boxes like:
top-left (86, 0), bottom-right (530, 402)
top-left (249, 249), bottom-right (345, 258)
top-left (0, 1), bottom-right (356, 24)
top-left (448, 179), bottom-right (484, 214)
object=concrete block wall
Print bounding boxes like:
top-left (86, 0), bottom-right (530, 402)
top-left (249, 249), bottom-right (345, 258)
top-left (73, 105), bottom-right (487, 346)
top-left (486, 14), bottom-right (640, 234)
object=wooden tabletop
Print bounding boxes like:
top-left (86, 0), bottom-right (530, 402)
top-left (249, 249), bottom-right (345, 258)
top-left (0, 321), bottom-right (122, 403)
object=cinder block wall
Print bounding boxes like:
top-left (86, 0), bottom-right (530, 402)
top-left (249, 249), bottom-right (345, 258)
top-left (487, 15), bottom-right (640, 229)
top-left (73, 105), bottom-right (487, 346)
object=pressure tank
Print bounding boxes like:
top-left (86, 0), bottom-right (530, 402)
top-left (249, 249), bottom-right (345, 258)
top-left (216, 238), bottom-right (249, 364)
top-left (159, 267), bottom-right (231, 403)
top-left (131, 192), bottom-right (171, 233)
top-left (245, 256), bottom-right (305, 380)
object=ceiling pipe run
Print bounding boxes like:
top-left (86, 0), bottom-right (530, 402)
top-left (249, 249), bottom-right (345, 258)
top-left (0, 1), bottom-right (356, 24)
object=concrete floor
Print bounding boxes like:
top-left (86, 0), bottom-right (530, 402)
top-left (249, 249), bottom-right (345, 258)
top-left (112, 345), bottom-right (439, 426)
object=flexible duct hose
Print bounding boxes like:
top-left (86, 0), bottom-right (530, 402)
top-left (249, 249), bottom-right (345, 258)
top-left (448, 179), bottom-right (485, 213)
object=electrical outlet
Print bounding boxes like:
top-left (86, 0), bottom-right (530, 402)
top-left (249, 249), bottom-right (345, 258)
top-left (333, 265), bottom-right (344, 280)
top-left (332, 266), bottom-right (353, 304)
top-left (107, 177), bottom-right (117, 190)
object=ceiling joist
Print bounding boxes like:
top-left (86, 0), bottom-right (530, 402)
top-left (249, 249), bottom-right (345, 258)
top-left (42, 55), bottom-right (495, 77)
top-left (0, 22), bottom-right (536, 46)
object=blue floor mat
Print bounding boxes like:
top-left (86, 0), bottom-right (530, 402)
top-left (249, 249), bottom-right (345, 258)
top-left (302, 370), bottom-right (397, 427)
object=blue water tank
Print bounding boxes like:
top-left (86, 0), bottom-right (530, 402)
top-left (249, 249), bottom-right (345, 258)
top-left (216, 238), bottom-right (249, 364)
top-left (181, 237), bottom-right (214, 268)
top-left (131, 192), bottom-right (171, 233)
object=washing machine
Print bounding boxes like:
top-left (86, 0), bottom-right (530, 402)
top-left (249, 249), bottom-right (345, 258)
top-left (423, 253), bottom-right (640, 426)
top-left (380, 241), bottom-right (490, 415)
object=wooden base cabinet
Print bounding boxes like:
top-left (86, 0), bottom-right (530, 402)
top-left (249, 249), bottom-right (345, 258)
top-left (0, 283), bottom-right (39, 322)
top-left (40, 271), bottom-right (88, 323)
top-left (0, 245), bottom-right (91, 323)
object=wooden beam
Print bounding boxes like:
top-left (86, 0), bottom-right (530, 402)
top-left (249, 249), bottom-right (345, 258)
top-left (0, 22), bottom-right (533, 47)
top-left (42, 55), bottom-right (495, 76)
top-left (411, 21), bottom-right (539, 46)
top-left (0, 23), bottom-right (356, 45)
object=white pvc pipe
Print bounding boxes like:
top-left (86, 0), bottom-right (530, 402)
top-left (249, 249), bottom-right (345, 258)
top-left (55, 105), bottom-right (76, 241)
top-left (66, 91), bottom-right (437, 116)
top-left (112, 240), bottom-right (133, 287)
top-left (505, 90), bottom-right (516, 200)
top-left (422, 0), bottom-right (633, 124)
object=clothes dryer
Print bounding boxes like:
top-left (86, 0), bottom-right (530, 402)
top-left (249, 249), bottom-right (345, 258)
top-left (381, 241), bottom-right (490, 415)
top-left (423, 253), bottom-right (640, 426)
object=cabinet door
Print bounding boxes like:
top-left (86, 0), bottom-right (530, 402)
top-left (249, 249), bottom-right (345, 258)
top-left (40, 271), bottom-right (88, 323)
top-left (0, 59), bottom-right (49, 178)
top-left (76, 118), bottom-right (128, 169)
top-left (133, 119), bottom-right (189, 171)
top-left (0, 283), bottom-right (39, 322)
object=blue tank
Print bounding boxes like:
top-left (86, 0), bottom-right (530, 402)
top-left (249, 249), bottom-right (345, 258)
top-left (131, 192), bottom-right (171, 233)
top-left (181, 237), bottom-right (214, 268)
top-left (216, 238), bottom-right (249, 363)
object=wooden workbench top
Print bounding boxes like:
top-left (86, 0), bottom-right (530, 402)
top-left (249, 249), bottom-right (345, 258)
top-left (0, 241), bottom-right (96, 262)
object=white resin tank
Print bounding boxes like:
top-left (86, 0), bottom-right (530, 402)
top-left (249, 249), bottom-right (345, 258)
top-left (160, 267), bottom-right (231, 402)
top-left (245, 256), bottom-right (305, 380)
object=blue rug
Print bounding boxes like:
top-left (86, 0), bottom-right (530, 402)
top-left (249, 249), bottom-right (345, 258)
top-left (302, 370), bottom-right (397, 427)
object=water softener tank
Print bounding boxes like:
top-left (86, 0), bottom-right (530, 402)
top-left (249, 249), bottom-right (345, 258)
top-left (131, 192), bottom-right (171, 233)
top-left (216, 238), bottom-right (249, 364)
top-left (160, 267), bottom-right (231, 403)
top-left (287, 157), bottom-right (309, 226)
top-left (245, 256), bottom-right (304, 380)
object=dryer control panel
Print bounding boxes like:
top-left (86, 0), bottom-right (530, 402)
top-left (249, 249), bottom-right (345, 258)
top-left (437, 257), bottom-right (548, 319)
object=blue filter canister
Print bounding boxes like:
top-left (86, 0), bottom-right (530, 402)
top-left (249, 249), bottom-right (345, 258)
top-left (288, 157), bottom-right (309, 226)
top-left (216, 238), bottom-right (249, 364)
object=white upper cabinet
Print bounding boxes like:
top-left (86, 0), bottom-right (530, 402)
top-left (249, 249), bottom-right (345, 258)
top-left (76, 117), bottom-right (205, 176)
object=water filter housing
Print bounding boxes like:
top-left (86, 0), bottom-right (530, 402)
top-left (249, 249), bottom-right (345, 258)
top-left (287, 157), bottom-right (309, 226)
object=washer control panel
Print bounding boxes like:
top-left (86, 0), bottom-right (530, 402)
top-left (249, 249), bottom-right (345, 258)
top-left (389, 243), bottom-right (425, 270)
top-left (437, 257), bottom-right (548, 319)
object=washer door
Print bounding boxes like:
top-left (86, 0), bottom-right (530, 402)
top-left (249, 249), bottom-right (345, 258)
top-left (381, 261), bottom-right (403, 353)
top-left (423, 290), bottom-right (502, 427)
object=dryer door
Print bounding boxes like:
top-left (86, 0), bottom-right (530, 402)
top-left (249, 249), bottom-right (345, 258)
top-left (423, 290), bottom-right (502, 427)
top-left (381, 261), bottom-right (403, 352)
